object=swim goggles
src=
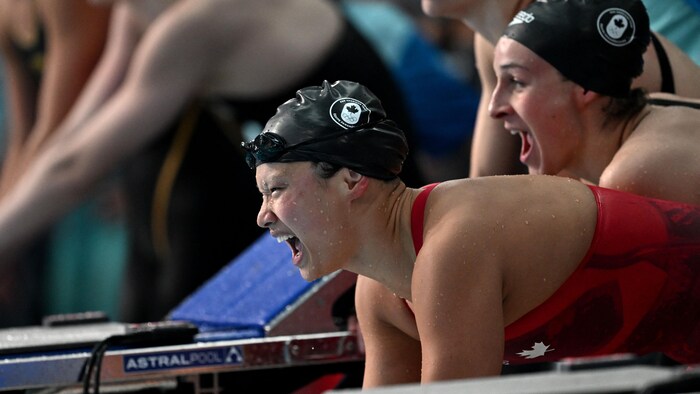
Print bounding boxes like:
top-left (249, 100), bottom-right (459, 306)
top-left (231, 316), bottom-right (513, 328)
top-left (242, 132), bottom-right (290, 169)
top-left (241, 122), bottom-right (380, 169)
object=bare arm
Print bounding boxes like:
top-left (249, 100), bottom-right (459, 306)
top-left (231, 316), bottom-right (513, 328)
top-left (0, 2), bottom-right (132, 193)
top-left (355, 276), bottom-right (422, 388)
top-left (0, 4), bottom-right (215, 257)
top-left (468, 34), bottom-right (525, 178)
top-left (55, 4), bottom-right (140, 135)
top-left (411, 208), bottom-right (505, 381)
top-left (29, 0), bottom-right (111, 144)
top-left (13, 0), bottom-right (111, 169)
top-left (0, 6), bottom-right (40, 188)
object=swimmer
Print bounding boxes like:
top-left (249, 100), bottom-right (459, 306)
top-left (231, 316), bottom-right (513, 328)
top-left (490, 0), bottom-right (700, 205)
top-left (244, 79), bottom-right (700, 386)
top-left (420, 0), bottom-right (700, 178)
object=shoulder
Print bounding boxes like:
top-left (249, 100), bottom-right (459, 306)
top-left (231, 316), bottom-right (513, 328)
top-left (417, 177), bottom-right (595, 267)
top-left (417, 177), bottom-right (596, 276)
top-left (413, 178), bottom-right (596, 332)
top-left (602, 108), bottom-right (700, 204)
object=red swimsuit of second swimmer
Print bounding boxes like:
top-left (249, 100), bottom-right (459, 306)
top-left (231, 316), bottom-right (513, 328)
top-left (410, 184), bottom-right (700, 365)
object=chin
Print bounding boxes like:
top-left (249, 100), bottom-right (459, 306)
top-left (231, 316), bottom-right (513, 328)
top-left (298, 266), bottom-right (322, 283)
top-left (527, 166), bottom-right (541, 175)
top-left (298, 271), bottom-right (315, 282)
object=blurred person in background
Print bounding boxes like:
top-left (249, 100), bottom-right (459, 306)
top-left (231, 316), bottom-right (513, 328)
top-left (0, 0), bottom-right (121, 326)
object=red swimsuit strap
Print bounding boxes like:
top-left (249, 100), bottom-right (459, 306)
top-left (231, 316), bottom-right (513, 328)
top-left (411, 183), bottom-right (439, 254)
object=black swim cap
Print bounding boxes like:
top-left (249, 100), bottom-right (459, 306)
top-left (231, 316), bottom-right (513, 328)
top-left (242, 80), bottom-right (408, 180)
top-left (503, 0), bottom-right (651, 98)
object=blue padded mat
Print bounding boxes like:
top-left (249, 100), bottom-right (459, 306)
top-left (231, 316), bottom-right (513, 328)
top-left (169, 234), bottom-right (317, 339)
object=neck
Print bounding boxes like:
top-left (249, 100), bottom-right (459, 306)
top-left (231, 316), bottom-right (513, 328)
top-left (569, 103), bottom-right (649, 184)
top-left (345, 181), bottom-right (417, 299)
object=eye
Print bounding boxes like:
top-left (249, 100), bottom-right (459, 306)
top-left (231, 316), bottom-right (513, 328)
top-left (259, 177), bottom-right (288, 198)
top-left (509, 76), bottom-right (525, 89)
top-left (268, 184), bottom-right (287, 196)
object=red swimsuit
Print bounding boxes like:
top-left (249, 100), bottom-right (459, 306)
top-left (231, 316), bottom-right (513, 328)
top-left (411, 184), bottom-right (700, 365)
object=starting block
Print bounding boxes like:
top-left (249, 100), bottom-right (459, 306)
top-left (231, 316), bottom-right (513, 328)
top-left (0, 234), bottom-right (363, 392)
top-left (169, 233), bottom-right (358, 340)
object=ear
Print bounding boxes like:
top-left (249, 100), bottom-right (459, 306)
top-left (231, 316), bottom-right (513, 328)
top-left (573, 85), bottom-right (601, 109)
top-left (342, 169), bottom-right (369, 200)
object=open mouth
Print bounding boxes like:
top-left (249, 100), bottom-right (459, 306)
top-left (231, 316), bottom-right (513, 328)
top-left (511, 129), bottom-right (532, 163)
top-left (276, 234), bottom-right (303, 264)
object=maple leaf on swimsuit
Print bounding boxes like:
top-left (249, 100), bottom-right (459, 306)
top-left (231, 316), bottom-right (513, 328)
top-left (517, 342), bottom-right (554, 359)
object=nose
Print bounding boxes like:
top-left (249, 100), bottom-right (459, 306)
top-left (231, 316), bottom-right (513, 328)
top-left (488, 83), bottom-right (512, 120)
top-left (257, 201), bottom-right (276, 228)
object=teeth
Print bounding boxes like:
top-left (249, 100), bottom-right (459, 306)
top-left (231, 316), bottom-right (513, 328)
top-left (276, 234), bottom-right (293, 243)
top-left (510, 129), bottom-right (520, 136)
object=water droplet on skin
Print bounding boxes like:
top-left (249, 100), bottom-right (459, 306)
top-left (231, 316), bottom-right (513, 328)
top-left (525, 220), bottom-right (529, 225)
top-left (551, 214), bottom-right (556, 219)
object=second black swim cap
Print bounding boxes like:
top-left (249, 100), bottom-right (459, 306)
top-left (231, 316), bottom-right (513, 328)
top-left (242, 80), bottom-right (408, 180)
top-left (503, 0), bottom-right (651, 98)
